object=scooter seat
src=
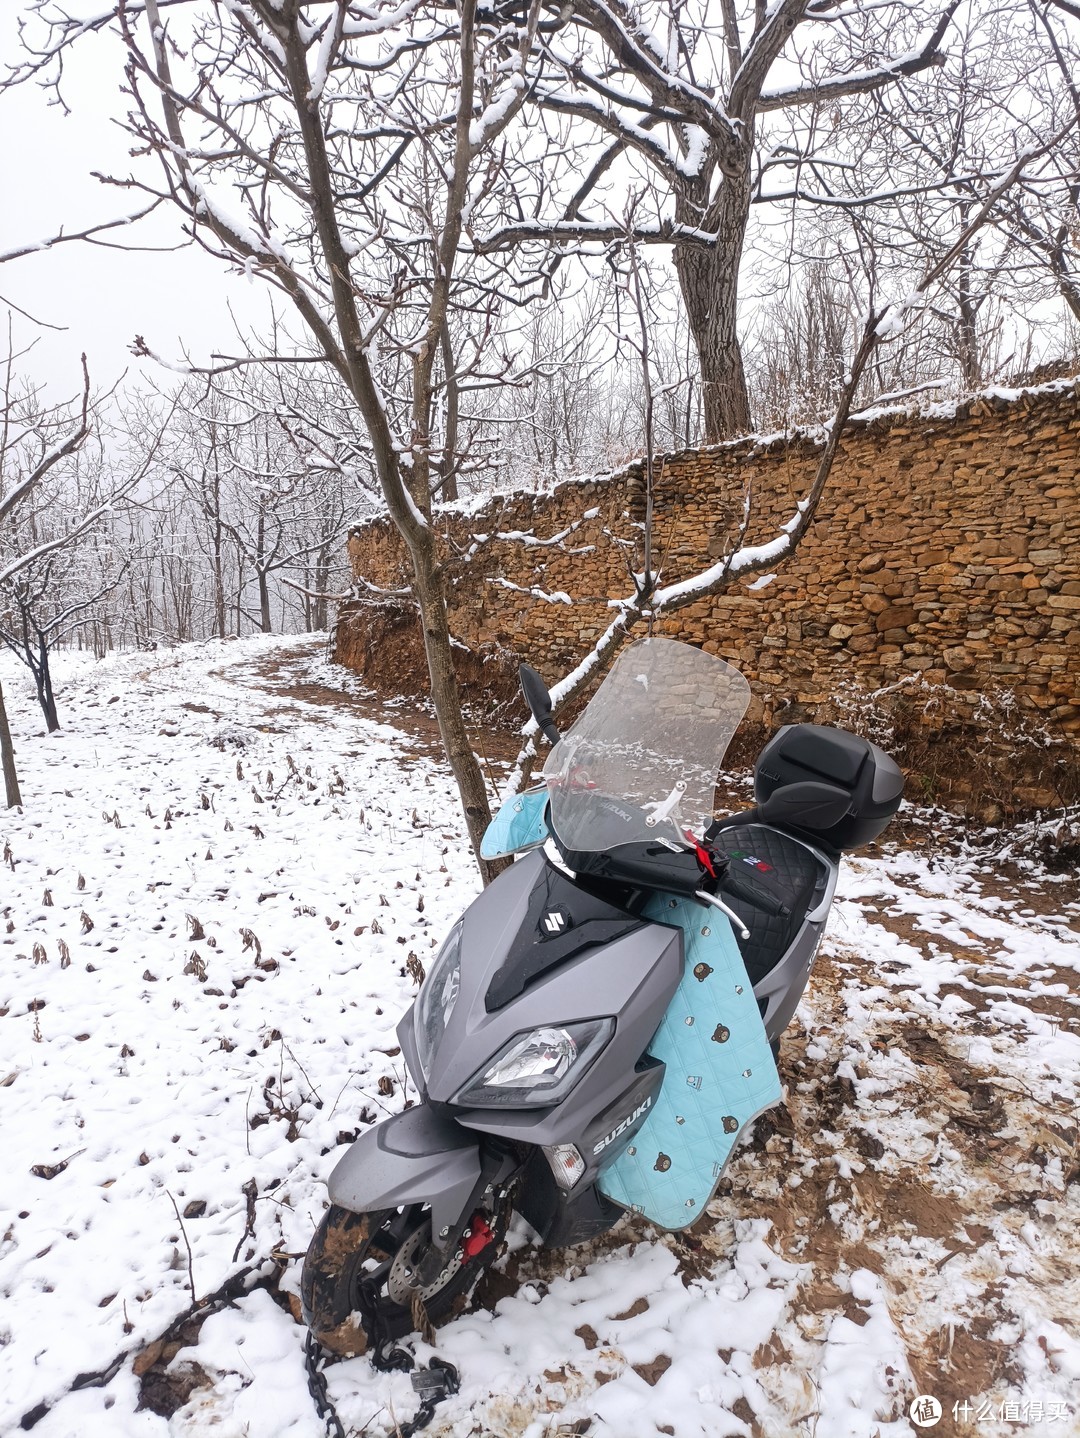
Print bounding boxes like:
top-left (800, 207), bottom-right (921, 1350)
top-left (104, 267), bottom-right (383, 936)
top-left (710, 824), bottom-right (828, 985)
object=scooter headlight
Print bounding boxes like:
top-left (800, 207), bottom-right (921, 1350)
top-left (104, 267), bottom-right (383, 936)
top-left (453, 1019), bottom-right (614, 1108)
top-left (414, 922), bottom-right (463, 1080)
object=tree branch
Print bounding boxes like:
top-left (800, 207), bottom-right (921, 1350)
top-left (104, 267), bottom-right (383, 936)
top-left (474, 217), bottom-right (720, 252)
top-left (0, 355), bottom-right (91, 526)
top-left (0, 204), bottom-right (164, 265)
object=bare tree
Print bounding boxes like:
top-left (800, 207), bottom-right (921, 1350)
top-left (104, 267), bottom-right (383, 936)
top-left (502, 135), bottom-right (1074, 789)
top-left (0, 337), bottom-right (93, 743)
top-left (986, 2), bottom-right (1080, 342)
top-left (162, 384), bottom-right (348, 635)
top-left (0, 318), bottom-right (178, 732)
top-left (1, 538), bottom-right (130, 732)
top-left (473, 0), bottom-right (959, 440)
top-left (7, 0), bottom-right (549, 874)
top-left (755, 0), bottom-right (1080, 398)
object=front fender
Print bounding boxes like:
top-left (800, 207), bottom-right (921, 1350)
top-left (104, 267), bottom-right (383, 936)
top-left (327, 1105), bottom-right (486, 1240)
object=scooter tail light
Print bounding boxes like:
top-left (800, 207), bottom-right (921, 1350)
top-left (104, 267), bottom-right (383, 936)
top-left (543, 1142), bottom-right (586, 1191)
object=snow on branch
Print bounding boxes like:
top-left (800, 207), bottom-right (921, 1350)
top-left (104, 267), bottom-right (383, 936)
top-left (487, 577), bottom-right (573, 604)
top-left (566, 0), bottom-right (740, 147)
top-left (0, 499), bottom-right (116, 589)
top-left (340, 0), bottom-right (426, 40)
top-left (757, 0), bottom-right (960, 114)
top-left (0, 355), bottom-right (91, 528)
top-left (0, 204), bottom-right (164, 265)
top-left (469, 69), bottom-right (526, 153)
top-left (492, 515), bottom-right (596, 552)
top-left (532, 89), bottom-right (687, 181)
top-left (473, 217), bottom-right (720, 253)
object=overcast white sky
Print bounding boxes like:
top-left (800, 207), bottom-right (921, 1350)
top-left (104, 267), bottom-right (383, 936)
top-left (0, 13), bottom-right (271, 399)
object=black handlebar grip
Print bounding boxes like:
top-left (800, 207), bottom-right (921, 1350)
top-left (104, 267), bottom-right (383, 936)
top-left (721, 868), bottom-right (791, 917)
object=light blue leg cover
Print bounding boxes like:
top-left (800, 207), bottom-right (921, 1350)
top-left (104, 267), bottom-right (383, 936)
top-left (598, 894), bottom-right (782, 1230)
top-left (480, 788), bottom-right (549, 860)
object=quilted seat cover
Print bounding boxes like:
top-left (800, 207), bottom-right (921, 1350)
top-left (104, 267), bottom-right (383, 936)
top-left (710, 824), bottom-right (827, 986)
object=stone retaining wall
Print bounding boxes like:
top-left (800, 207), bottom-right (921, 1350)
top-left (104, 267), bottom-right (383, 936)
top-left (336, 380), bottom-right (1080, 813)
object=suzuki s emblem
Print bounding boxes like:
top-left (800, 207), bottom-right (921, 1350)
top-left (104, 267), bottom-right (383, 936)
top-left (541, 907), bottom-right (570, 936)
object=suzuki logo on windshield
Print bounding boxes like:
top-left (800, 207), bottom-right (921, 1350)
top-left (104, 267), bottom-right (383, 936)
top-left (542, 908), bottom-right (570, 935)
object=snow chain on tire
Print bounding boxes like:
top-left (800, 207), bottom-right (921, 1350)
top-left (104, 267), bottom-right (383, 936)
top-left (304, 1279), bottom-right (461, 1438)
top-left (304, 1331), bottom-right (347, 1438)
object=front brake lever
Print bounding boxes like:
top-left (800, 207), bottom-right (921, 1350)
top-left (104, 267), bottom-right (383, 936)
top-left (694, 889), bottom-right (751, 940)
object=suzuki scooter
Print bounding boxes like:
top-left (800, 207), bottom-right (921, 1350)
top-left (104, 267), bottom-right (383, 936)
top-left (301, 637), bottom-right (903, 1358)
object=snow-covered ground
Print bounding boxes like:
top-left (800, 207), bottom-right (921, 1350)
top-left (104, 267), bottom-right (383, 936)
top-left (1, 637), bottom-right (1077, 1438)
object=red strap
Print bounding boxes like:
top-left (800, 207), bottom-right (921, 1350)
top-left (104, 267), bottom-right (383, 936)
top-left (685, 830), bottom-right (717, 878)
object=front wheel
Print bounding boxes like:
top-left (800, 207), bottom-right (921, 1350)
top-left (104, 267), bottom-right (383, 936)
top-left (301, 1202), bottom-right (505, 1357)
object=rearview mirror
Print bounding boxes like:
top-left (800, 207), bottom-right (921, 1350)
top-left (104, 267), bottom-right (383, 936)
top-left (758, 781), bottom-right (850, 832)
top-left (519, 664), bottom-right (561, 745)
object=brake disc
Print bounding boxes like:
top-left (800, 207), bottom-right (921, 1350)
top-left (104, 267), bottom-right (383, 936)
top-left (386, 1220), bottom-right (464, 1304)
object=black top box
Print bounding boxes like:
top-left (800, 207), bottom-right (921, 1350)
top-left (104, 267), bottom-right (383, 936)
top-left (754, 723), bottom-right (905, 851)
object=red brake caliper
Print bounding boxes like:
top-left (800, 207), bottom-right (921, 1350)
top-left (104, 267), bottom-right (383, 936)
top-left (461, 1213), bottom-right (494, 1260)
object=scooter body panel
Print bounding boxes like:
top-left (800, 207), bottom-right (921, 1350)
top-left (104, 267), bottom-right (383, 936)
top-left (744, 828), bottom-right (839, 1043)
top-left (598, 894), bottom-right (781, 1228)
top-left (346, 832), bottom-right (837, 1236)
top-left (327, 1104), bottom-right (515, 1241)
top-left (409, 850), bottom-right (685, 1146)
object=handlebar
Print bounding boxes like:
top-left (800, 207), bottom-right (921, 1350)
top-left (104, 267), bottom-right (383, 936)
top-left (717, 865), bottom-right (791, 918)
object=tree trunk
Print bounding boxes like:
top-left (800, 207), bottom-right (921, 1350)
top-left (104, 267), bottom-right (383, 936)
top-left (0, 680), bottom-right (22, 808)
top-left (38, 638), bottom-right (59, 730)
top-left (313, 540), bottom-right (332, 631)
top-left (409, 527), bottom-right (504, 882)
top-left (258, 570), bottom-right (272, 633)
top-left (438, 320), bottom-right (459, 503)
top-left (673, 172), bottom-right (753, 442)
top-left (213, 518), bottom-right (227, 639)
top-left (256, 512), bottom-right (272, 632)
top-left (37, 638), bottom-right (60, 733)
top-left (955, 243), bottom-right (982, 390)
top-left (235, 549), bottom-right (245, 636)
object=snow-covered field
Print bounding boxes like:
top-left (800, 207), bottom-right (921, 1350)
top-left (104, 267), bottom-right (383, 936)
top-left (1, 637), bottom-right (1078, 1438)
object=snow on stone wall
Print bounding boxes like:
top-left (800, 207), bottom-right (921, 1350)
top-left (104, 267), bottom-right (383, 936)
top-left (336, 379), bottom-right (1080, 812)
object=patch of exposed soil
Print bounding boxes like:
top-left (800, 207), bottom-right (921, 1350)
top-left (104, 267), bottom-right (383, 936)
top-left (223, 640), bottom-right (527, 769)
top-left (686, 934), bottom-right (1079, 1434)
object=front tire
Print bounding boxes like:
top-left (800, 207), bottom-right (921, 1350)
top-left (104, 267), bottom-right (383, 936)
top-left (301, 1202), bottom-right (504, 1357)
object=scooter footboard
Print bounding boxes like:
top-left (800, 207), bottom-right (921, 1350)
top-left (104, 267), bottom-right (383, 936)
top-left (328, 1106), bottom-right (489, 1240)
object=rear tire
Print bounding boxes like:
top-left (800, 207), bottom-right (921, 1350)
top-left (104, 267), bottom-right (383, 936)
top-left (301, 1202), bottom-right (504, 1357)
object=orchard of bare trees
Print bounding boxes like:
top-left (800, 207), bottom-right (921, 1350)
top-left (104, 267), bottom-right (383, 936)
top-left (1, 0), bottom-right (1078, 857)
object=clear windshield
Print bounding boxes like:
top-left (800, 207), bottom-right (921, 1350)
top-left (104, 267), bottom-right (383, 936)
top-left (542, 637), bottom-right (751, 854)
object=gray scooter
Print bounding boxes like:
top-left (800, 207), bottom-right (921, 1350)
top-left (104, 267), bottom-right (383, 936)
top-left (301, 638), bottom-right (903, 1356)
